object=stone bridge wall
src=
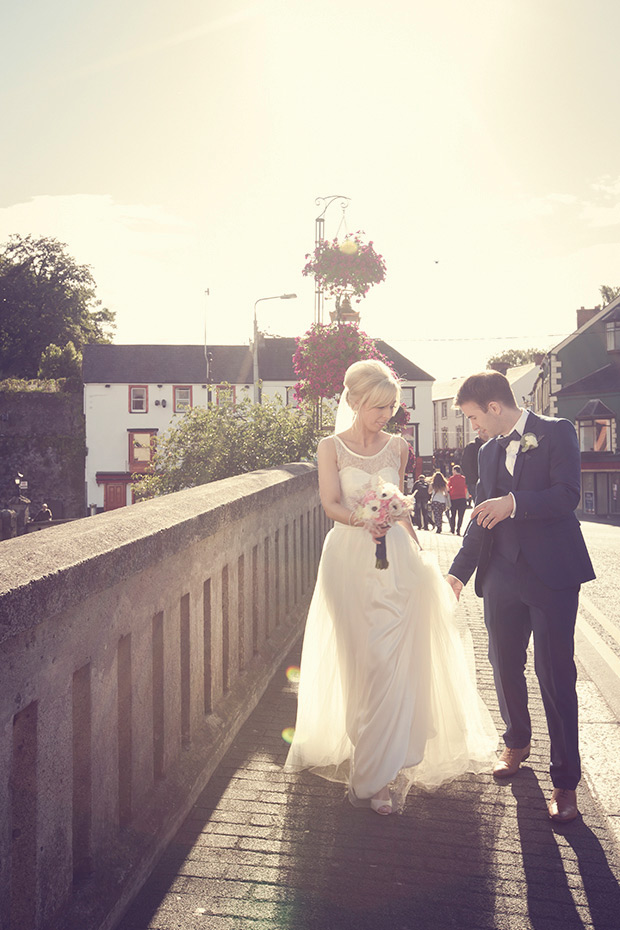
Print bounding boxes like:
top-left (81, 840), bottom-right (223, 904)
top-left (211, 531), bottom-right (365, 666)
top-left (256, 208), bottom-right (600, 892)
top-left (0, 464), bottom-right (326, 930)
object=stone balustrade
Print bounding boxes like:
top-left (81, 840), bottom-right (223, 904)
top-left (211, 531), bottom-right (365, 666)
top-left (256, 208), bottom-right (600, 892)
top-left (0, 463), bottom-right (326, 930)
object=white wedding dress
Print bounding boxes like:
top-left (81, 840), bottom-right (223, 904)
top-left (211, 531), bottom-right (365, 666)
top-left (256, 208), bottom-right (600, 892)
top-left (284, 434), bottom-right (497, 810)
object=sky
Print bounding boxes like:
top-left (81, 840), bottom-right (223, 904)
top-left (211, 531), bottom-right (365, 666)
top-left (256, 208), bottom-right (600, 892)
top-left (2, 0), bottom-right (620, 381)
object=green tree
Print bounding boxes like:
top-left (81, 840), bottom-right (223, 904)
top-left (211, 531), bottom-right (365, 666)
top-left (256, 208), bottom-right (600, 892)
top-left (38, 341), bottom-right (82, 380)
top-left (487, 347), bottom-right (544, 371)
top-left (0, 234), bottom-right (115, 378)
top-left (598, 285), bottom-right (620, 307)
top-left (133, 393), bottom-right (318, 499)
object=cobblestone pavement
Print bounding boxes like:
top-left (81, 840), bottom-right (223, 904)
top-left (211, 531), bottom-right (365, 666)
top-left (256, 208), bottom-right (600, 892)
top-left (117, 527), bottom-right (620, 930)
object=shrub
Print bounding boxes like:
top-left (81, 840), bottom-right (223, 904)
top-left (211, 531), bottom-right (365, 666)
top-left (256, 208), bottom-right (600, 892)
top-left (133, 394), bottom-right (318, 499)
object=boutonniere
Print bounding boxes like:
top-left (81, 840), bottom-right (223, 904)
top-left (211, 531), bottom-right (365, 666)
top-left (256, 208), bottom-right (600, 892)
top-left (519, 433), bottom-right (540, 453)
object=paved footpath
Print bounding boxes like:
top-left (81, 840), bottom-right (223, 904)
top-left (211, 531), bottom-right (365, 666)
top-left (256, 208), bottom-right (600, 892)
top-left (117, 528), bottom-right (620, 930)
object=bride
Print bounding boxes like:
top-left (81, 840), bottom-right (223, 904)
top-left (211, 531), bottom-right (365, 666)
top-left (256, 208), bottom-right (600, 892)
top-left (284, 359), bottom-right (497, 814)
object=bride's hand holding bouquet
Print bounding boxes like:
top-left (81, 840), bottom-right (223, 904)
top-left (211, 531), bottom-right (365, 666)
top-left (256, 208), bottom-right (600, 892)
top-left (353, 477), bottom-right (413, 569)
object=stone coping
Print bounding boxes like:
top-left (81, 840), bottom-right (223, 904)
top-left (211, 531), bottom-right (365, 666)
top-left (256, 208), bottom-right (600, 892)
top-left (0, 463), bottom-right (316, 643)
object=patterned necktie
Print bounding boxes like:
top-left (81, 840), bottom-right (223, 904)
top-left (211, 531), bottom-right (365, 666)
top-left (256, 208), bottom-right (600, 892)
top-left (497, 429), bottom-right (520, 450)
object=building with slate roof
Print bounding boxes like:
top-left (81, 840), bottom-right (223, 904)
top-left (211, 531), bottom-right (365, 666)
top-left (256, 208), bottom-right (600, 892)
top-left (83, 339), bottom-right (434, 511)
top-left (531, 298), bottom-right (620, 521)
top-left (432, 363), bottom-right (540, 454)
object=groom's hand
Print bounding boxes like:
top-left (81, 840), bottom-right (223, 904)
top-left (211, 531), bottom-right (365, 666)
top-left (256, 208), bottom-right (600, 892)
top-left (471, 495), bottom-right (513, 529)
top-left (446, 574), bottom-right (463, 601)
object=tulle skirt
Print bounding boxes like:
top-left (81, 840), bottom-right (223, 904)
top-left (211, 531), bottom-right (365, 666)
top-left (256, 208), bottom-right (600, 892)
top-left (284, 522), bottom-right (498, 810)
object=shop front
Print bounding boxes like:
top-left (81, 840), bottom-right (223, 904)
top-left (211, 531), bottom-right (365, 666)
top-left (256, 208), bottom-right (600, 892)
top-left (580, 456), bottom-right (620, 523)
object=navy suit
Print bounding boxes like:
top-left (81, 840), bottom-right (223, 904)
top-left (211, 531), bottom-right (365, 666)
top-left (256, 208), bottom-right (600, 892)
top-left (449, 412), bottom-right (595, 789)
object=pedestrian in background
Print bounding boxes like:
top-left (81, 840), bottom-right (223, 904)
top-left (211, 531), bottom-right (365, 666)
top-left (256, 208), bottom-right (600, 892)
top-left (461, 435), bottom-right (484, 503)
top-left (448, 465), bottom-right (468, 535)
top-left (413, 474), bottom-right (430, 530)
top-left (430, 472), bottom-right (449, 533)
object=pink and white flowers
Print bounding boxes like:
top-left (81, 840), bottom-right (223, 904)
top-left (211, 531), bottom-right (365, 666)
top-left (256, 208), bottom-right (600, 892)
top-left (353, 477), bottom-right (413, 569)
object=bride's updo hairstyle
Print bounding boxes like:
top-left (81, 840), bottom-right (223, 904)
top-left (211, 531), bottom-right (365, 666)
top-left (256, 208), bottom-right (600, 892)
top-left (343, 359), bottom-right (400, 413)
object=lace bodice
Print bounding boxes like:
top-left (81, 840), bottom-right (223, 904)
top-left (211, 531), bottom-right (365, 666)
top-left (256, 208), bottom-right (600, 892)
top-left (334, 433), bottom-right (402, 510)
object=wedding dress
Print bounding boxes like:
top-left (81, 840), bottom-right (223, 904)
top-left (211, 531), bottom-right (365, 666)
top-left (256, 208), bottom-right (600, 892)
top-left (284, 433), bottom-right (497, 810)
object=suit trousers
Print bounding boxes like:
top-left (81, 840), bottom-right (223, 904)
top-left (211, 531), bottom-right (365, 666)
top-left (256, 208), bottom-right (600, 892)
top-left (449, 498), bottom-right (467, 534)
top-left (482, 550), bottom-right (581, 789)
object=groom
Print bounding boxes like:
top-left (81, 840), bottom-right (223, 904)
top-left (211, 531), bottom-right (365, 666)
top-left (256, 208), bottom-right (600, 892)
top-left (446, 371), bottom-right (595, 823)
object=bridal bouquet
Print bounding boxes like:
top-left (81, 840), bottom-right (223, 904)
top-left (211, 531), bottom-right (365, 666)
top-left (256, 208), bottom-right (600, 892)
top-left (353, 477), bottom-right (414, 569)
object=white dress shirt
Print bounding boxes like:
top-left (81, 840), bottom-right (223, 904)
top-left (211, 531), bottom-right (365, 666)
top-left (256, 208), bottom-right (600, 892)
top-left (501, 408), bottom-right (530, 477)
top-left (498, 408), bottom-right (530, 517)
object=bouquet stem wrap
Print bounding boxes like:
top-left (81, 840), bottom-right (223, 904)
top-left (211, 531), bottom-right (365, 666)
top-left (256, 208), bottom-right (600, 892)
top-left (375, 536), bottom-right (389, 570)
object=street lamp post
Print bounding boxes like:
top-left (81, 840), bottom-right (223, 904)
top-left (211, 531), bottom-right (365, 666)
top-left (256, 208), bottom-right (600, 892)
top-left (253, 294), bottom-right (297, 403)
top-left (314, 195), bottom-right (350, 324)
top-left (203, 288), bottom-right (212, 404)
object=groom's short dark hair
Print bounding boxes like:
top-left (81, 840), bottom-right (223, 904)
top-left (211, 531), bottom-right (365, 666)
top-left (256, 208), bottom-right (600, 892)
top-left (454, 371), bottom-right (517, 411)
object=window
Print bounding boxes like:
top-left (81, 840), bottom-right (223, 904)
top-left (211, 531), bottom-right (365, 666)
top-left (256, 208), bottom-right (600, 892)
top-left (456, 425), bottom-right (463, 448)
top-left (578, 418), bottom-right (612, 452)
top-left (285, 386), bottom-right (297, 407)
top-left (128, 430), bottom-right (157, 472)
top-left (441, 401), bottom-right (448, 418)
top-left (215, 384), bottom-right (236, 405)
top-left (441, 427), bottom-right (449, 448)
top-left (606, 321), bottom-right (620, 352)
top-left (173, 386), bottom-right (193, 413)
top-left (401, 386), bottom-right (415, 409)
top-left (129, 385), bottom-right (148, 413)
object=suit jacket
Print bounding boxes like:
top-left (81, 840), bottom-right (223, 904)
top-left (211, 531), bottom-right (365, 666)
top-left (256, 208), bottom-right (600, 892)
top-left (449, 412), bottom-right (595, 596)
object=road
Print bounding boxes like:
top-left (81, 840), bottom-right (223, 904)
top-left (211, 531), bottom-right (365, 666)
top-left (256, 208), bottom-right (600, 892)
top-left (547, 520), bottom-right (620, 839)
top-left (444, 514), bottom-right (620, 840)
top-left (453, 516), bottom-right (620, 710)
top-left (577, 521), bottom-right (620, 704)
top-left (572, 521), bottom-right (620, 843)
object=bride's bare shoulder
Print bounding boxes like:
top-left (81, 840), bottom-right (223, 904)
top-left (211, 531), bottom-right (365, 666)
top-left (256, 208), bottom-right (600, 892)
top-left (318, 435), bottom-right (337, 456)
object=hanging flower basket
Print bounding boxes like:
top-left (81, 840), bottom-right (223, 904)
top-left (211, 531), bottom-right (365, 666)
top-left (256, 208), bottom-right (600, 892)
top-left (292, 322), bottom-right (393, 404)
top-left (386, 402), bottom-right (411, 434)
top-left (302, 232), bottom-right (387, 303)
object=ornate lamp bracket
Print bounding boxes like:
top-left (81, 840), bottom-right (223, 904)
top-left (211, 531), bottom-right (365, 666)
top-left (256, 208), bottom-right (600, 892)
top-left (314, 195), bottom-right (350, 324)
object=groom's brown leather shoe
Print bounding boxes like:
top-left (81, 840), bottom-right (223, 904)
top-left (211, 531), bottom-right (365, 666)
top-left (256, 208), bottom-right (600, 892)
top-left (548, 788), bottom-right (578, 823)
top-left (492, 743), bottom-right (531, 778)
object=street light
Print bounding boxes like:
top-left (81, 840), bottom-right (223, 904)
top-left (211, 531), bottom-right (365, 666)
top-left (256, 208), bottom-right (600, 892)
top-left (253, 294), bottom-right (297, 403)
top-left (314, 195), bottom-right (350, 324)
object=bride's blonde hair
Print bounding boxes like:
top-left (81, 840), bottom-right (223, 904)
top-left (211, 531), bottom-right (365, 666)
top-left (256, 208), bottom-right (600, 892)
top-left (343, 359), bottom-right (400, 413)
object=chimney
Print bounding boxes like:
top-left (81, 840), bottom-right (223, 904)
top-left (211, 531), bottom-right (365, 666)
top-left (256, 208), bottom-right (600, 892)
top-left (576, 307), bottom-right (597, 330)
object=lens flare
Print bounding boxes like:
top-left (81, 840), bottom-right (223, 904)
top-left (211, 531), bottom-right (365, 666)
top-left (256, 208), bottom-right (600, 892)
top-left (286, 666), bottom-right (301, 683)
top-left (281, 727), bottom-right (295, 744)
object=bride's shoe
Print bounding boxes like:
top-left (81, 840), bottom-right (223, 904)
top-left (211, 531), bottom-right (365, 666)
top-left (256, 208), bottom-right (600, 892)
top-left (370, 797), bottom-right (393, 816)
top-left (348, 786), bottom-right (393, 815)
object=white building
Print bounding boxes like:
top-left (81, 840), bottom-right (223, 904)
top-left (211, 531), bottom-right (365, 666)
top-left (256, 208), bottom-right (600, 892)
top-left (432, 363), bottom-right (541, 451)
top-left (83, 340), bottom-right (434, 511)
